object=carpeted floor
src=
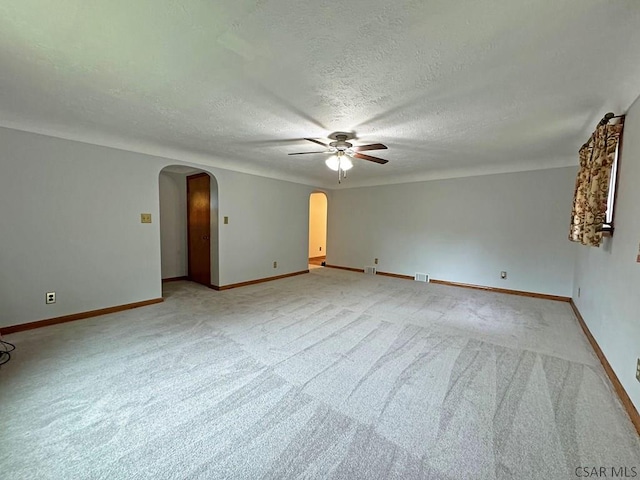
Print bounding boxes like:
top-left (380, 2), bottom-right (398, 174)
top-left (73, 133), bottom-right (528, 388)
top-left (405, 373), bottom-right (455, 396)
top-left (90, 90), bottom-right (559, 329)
top-left (1, 268), bottom-right (638, 479)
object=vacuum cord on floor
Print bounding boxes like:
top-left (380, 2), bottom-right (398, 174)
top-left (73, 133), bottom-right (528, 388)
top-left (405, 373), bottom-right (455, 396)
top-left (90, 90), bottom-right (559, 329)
top-left (0, 338), bottom-right (16, 366)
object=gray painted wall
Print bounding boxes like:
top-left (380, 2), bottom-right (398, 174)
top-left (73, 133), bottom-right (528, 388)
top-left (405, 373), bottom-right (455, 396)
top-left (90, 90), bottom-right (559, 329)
top-left (573, 95), bottom-right (640, 413)
top-left (213, 169), bottom-right (311, 286)
top-left (159, 171), bottom-right (187, 279)
top-left (327, 167), bottom-right (578, 297)
top-left (0, 127), bottom-right (314, 328)
top-left (0, 128), bottom-right (163, 327)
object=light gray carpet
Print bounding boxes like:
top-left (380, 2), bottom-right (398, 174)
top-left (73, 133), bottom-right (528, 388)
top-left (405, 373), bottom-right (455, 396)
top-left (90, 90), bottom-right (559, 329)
top-left (1, 268), bottom-right (639, 479)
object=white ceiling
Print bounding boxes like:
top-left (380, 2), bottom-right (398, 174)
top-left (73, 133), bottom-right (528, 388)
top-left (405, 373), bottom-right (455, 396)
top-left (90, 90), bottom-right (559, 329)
top-left (1, 1), bottom-right (639, 188)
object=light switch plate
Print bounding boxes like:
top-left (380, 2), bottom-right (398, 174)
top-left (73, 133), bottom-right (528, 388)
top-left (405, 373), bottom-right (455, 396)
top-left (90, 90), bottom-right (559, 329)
top-left (224, 216), bottom-right (229, 224)
top-left (141, 213), bottom-right (152, 223)
top-left (636, 359), bottom-right (640, 383)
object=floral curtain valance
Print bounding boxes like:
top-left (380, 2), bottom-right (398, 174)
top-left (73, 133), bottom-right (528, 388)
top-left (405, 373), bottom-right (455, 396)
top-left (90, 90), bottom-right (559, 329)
top-left (569, 120), bottom-right (623, 247)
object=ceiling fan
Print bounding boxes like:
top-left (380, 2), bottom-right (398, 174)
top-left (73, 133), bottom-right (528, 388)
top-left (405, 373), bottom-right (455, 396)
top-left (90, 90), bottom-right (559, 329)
top-left (288, 132), bottom-right (389, 183)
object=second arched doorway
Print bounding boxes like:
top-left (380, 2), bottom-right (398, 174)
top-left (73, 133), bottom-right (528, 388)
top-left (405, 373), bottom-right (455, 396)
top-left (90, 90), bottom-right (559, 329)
top-left (308, 192), bottom-right (327, 268)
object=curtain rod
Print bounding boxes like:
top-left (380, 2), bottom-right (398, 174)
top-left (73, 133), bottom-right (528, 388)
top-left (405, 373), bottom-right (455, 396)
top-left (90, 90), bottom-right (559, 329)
top-left (581, 113), bottom-right (625, 149)
top-left (598, 112), bottom-right (625, 125)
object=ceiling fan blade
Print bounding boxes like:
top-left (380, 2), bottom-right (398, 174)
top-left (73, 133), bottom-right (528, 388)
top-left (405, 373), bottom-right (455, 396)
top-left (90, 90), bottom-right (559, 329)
top-left (353, 152), bottom-right (389, 164)
top-left (288, 151), bottom-right (328, 155)
top-left (352, 143), bottom-right (387, 152)
top-left (305, 138), bottom-right (329, 147)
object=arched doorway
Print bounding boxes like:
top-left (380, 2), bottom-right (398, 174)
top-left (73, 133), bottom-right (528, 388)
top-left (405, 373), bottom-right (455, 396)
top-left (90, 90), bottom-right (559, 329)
top-left (308, 192), bottom-right (327, 268)
top-left (159, 166), bottom-right (219, 287)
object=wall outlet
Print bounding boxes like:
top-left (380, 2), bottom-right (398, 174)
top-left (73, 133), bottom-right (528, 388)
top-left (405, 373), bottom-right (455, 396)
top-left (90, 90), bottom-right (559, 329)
top-left (273, 261), bottom-right (277, 268)
top-left (224, 216), bottom-right (229, 224)
top-left (636, 359), bottom-right (640, 383)
top-left (374, 258), bottom-right (379, 265)
top-left (500, 271), bottom-right (507, 279)
top-left (46, 292), bottom-right (56, 304)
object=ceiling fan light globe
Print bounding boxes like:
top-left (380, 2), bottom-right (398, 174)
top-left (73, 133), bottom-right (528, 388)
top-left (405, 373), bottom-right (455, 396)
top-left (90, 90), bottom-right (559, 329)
top-left (325, 156), bottom-right (340, 171)
top-left (341, 157), bottom-right (353, 171)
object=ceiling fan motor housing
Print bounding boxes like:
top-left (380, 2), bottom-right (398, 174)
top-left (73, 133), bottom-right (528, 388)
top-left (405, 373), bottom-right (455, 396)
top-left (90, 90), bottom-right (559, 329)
top-left (328, 132), bottom-right (355, 151)
top-left (330, 139), bottom-right (352, 151)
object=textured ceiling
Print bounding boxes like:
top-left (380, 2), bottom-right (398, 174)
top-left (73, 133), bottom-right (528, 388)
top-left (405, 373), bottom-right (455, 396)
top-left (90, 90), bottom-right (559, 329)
top-left (1, 1), bottom-right (639, 188)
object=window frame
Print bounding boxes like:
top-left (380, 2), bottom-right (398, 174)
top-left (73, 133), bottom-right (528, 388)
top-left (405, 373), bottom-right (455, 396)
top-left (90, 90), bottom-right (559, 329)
top-left (600, 118), bottom-right (625, 236)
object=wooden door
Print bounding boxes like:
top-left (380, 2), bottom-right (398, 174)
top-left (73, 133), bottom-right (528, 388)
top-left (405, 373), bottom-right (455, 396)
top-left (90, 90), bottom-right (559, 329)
top-left (187, 173), bottom-right (211, 286)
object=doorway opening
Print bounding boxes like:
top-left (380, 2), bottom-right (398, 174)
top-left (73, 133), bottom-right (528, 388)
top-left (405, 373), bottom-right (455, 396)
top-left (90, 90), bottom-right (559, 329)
top-left (308, 192), bottom-right (327, 269)
top-left (159, 166), bottom-right (219, 288)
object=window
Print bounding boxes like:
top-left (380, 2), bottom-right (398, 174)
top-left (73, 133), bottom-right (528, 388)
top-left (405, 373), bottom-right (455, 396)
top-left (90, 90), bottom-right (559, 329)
top-left (601, 124), bottom-right (623, 235)
top-left (569, 114), bottom-right (624, 246)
